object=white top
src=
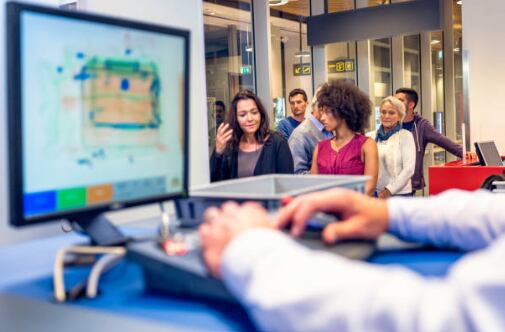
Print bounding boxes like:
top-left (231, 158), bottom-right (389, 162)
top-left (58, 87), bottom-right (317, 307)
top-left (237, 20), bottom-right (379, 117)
top-left (221, 190), bottom-right (505, 332)
top-left (367, 129), bottom-right (415, 195)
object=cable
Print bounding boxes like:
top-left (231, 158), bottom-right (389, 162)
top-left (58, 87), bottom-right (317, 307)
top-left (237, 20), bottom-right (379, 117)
top-left (53, 245), bottom-right (127, 302)
top-left (86, 250), bottom-right (126, 299)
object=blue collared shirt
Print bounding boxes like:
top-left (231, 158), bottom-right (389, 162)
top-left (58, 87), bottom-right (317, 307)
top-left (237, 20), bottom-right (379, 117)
top-left (308, 113), bottom-right (332, 139)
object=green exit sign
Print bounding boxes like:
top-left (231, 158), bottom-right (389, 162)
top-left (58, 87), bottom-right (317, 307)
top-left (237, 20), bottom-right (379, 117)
top-left (240, 65), bottom-right (252, 75)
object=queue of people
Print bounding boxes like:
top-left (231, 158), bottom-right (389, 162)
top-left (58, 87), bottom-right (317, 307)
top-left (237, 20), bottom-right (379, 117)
top-left (209, 79), bottom-right (463, 199)
top-left (204, 81), bottom-right (501, 332)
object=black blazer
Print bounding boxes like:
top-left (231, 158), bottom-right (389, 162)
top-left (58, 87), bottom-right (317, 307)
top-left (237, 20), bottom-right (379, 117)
top-left (210, 132), bottom-right (294, 182)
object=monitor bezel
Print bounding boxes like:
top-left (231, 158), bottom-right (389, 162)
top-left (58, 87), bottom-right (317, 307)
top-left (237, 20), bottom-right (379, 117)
top-left (474, 141), bottom-right (503, 166)
top-left (7, 1), bottom-right (190, 227)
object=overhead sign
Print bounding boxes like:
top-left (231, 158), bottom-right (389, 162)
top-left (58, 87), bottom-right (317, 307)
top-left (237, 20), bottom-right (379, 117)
top-left (327, 59), bottom-right (355, 73)
top-left (293, 63), bottom-right (311, 76)
top-left (240, 65), bottom-right (252, 75)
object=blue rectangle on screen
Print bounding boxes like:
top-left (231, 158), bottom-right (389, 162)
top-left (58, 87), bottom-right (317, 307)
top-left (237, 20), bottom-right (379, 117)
top-left (24, 191), bottom-right (57, 216)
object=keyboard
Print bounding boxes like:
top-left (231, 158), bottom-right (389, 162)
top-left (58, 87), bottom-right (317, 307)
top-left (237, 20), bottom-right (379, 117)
top-left (127, 213), bottom-right (375, 303)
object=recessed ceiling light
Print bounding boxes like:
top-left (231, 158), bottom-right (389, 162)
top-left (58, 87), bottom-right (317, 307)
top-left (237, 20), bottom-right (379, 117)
top-left (269, 0), bottom-right (289, 7)
top-left (454, 47), bottom-right (460, 52)
top-left (456, 0), bottom-right (462, 5)
top-left (431, 39), bottom-right (440, 45)
top-left (294, 50), bottom-right (311, 58)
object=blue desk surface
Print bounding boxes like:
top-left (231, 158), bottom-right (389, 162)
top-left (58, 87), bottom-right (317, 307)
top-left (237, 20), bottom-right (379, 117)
top-left (0, 231), bottom-right (465, 331)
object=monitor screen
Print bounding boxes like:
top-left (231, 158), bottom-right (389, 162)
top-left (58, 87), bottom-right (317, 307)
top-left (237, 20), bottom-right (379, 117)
top-left (7, 2), bottom-right (189, 227)
top-left (475, 141), bottom-right (503, 166)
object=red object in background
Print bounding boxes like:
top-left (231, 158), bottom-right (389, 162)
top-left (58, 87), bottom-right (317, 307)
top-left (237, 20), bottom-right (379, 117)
top-left (429, 159), bottom-right (505, 195)
top-left (281, 196), bottom-right (294, 206)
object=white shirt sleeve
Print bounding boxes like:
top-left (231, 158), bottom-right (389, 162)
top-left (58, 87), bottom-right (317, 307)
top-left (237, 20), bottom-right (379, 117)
top-left (385, 131), bottom-right (416, 195)
top-left (388, 190), bottom-right (505, 250)
top-left (220, 190), bottom-right (505, 332)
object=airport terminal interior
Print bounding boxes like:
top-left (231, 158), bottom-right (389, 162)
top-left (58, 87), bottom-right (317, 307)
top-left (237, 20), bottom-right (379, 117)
top-left (0, 0), bottom-right (504, 331)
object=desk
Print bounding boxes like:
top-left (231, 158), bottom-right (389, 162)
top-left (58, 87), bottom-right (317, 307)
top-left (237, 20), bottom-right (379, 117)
top-left (429, 159), bottom-right (505, 195)
top-left (0, 231), bottom-right (465, 331)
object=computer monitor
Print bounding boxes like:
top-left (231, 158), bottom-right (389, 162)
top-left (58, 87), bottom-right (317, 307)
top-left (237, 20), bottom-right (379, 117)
top-left (6, 2), bottom-right (190, 245)
top-left (474, 141), bottom-right (503, 166)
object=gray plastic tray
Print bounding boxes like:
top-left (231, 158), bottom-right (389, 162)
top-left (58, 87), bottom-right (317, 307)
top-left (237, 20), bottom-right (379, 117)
top-left (176, 174), bottom-right (368, 223)
top-left (191, 174), bottom-right (368, 199)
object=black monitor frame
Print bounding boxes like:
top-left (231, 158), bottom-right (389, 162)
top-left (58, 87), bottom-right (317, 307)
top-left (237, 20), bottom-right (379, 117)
top-left (6, 1), bottom-right (190, 244)
top-left (474, 141), bottom-right (503, 166)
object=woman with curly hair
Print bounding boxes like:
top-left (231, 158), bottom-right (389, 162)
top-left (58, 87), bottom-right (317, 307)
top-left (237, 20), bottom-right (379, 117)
top-left (310, 79), bottom-right (378, 196)
top-left (210, 90), bottom-right (294, 182)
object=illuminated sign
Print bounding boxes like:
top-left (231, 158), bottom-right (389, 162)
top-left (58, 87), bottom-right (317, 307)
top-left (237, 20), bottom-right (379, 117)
top-left (240, 65), bottom-right (252, 75)
top-left (327, 59), bottom-right (355, 73)
top-left (293, 63), bottom-right (311, 76)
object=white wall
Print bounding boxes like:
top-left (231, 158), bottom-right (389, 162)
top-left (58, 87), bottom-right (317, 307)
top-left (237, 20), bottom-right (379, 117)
top-left (0, 0), bottom-right (209, 246)
top-left (463, 0), bottom-right (505, 153)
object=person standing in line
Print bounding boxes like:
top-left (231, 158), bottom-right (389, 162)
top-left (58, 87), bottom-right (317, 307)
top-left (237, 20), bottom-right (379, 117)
top-left (367, 96), bottom-right (415, 198)
top-left (288, 88), bottom-right (333, 174)
top-left (276, 88), bottom-right (309, 141)
top-left (210, 90), bottom-right (293, 182)
top-left (214, 100), bottom-right (226, 129)
top-left (311, 80), bottom-right (378, 196)
top-left (395, 88), bottom-right (462, 193)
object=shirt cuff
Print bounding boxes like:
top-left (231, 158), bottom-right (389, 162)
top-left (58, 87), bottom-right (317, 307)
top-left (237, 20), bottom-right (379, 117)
top-left (386, 197), bottom-right (409, 236)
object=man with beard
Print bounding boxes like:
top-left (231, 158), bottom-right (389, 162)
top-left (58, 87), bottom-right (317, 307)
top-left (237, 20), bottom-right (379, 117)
top-left (277, 88), bottom-right (308, 141)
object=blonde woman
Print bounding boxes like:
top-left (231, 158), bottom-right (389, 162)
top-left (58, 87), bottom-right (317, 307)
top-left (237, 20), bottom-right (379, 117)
top-left (368, 96), bottom-right (415, 198)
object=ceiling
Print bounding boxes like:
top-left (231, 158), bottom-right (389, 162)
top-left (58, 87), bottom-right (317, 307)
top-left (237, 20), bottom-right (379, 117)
top-left (203, 0), bottom-right (461, 44)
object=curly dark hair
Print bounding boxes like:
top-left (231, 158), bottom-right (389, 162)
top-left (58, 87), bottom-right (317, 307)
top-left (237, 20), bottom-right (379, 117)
top-left (316, 79), bottom-right (372, 134)
top-left (226, 90), bottom-right (270, 152)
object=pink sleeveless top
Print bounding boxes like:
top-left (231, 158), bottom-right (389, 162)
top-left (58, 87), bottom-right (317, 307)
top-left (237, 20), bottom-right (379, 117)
top-left (316, 134), bottom-right (368, 175)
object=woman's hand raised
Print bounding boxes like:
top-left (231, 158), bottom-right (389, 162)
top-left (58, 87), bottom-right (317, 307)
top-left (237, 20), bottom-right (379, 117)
top-left (215, 123), bottom-right (233, 155)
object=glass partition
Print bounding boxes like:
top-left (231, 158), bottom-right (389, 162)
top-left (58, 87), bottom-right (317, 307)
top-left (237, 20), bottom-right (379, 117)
top-left (203, 0), bottom-right (255, 152)
top-left (269, 2), bottom-right (312, 126)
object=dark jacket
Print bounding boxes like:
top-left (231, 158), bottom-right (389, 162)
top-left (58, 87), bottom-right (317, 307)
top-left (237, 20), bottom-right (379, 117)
top-left (407, 113), bottom-right (463, 190)
top-left (210, 132), bottom-right (294, 182)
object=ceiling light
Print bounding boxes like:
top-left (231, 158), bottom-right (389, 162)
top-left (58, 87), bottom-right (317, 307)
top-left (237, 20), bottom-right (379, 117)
top-left (294, 50), bottom-right (311, 58)
top-left (454, 47), bottom-right (460, 52)
top-left (245, 46), bottom-right (253, 53)
top-left (456, 0), bottom-right (462, 5)
top-left (269, 0), bottom-right (289, 7)
top-left (431, 39), bottom-right (440, 45)
top-left (204, 8), bottom-right (216, 15)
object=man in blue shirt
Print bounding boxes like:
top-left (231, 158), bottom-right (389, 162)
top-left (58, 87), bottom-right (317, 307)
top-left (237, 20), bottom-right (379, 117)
top-left (276, 89), bottom-right (308, 141)
top-left (288, 90), bottom-right (333, 174)
top-left (199, 189), bottom-right (505, 332)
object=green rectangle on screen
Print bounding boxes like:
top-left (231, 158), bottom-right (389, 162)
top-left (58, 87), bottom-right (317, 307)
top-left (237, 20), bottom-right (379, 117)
top-left (57, 187), bottom-right (86, 210)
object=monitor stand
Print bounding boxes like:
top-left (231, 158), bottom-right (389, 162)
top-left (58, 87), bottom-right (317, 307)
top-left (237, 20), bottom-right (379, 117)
top-left (73, 213), bottom-right (130, 246)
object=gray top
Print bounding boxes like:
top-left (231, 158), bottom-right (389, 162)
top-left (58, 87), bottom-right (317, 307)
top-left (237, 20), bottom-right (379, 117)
top-left (237, 148), bottom-right (263, 178)
top-left (288, 115), bottom-right (328, 174)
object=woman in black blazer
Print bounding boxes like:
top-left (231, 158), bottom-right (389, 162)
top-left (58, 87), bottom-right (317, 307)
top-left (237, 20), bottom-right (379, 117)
top-left (210, 90), bottom-right (294, 182)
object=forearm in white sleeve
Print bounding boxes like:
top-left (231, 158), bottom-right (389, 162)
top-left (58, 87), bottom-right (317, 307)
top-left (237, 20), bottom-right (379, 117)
top-left (388, 190), bottom-right (505, 251)
top-left (221, 228), bottom-right (505, 332)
